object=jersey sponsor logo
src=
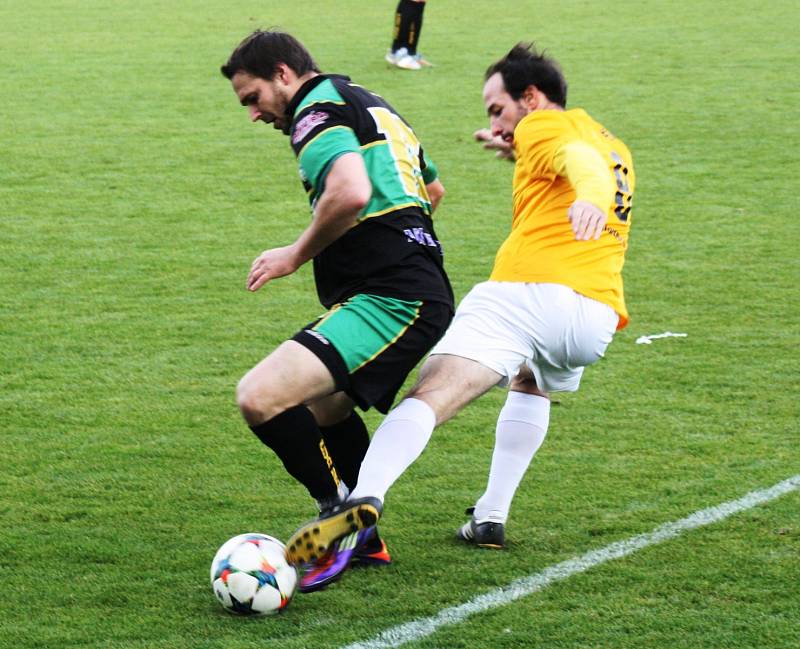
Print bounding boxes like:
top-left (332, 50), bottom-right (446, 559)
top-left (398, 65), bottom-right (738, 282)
top-left (305, 329), bottom-right (331, 345)
top-left (292, 111), bottom-right (329, 145)
top-left (404, 227), bottom-right (439, 248)
top-left (603, 224), bottom-right (625, 245)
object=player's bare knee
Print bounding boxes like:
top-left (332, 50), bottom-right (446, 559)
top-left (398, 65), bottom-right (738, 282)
top-left (509, 375), bottom-right (546, 397)
top-left (404, 377), bottom-right (446, 405)
top-left (404, 382), bottom-right (428, 401)
top-left (402, 384), bottom-right (458, 425)
top-left (235, 380), bottom-right (262, 424)
top-left (407, 356), bottom-right (449, 395)
top-left (236, 376), bottom-right (282, 425)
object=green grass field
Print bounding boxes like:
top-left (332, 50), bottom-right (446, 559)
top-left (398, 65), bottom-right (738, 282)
top-left (2, 1), bottom-right (798, 647)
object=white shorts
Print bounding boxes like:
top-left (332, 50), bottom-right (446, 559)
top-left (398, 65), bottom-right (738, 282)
top-left (429, 282), bottom-right (619, 392)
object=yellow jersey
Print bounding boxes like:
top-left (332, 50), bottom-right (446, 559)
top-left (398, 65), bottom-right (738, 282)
top-left (489, 108), bottom-right (635, 329)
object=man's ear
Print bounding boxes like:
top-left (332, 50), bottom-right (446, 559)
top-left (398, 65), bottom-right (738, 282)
top-left (521, 85), bottom-right (540, 110)
top-left (275, 62), bottom-right (291, 84)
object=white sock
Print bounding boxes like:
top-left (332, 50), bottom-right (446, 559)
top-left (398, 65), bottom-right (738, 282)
top-left (350, 398), bottom-right (436, 503)
top-left (473, 392), bottom-right (550, 524)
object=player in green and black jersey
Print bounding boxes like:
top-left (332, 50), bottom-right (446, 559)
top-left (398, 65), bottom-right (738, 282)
top-left (221, 29), bottom-right (453, 591)
top-left (287, 73), bottom-right (450, 309)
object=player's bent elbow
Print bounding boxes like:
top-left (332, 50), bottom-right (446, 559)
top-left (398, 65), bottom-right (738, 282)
top-left (343, 184), bottom-right (371, 215)
top-left (351, 188), bottom-right (371, 212)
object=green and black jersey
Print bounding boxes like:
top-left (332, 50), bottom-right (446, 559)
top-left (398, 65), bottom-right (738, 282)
top-left (285, 74), bottom-right (453, 309)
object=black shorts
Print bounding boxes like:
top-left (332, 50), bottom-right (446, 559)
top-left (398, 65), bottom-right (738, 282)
top-left (292, 294), bottom-right (453, 413)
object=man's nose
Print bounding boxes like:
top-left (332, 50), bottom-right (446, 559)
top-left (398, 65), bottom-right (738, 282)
top-left (248, 106), bottom-right (262, 122)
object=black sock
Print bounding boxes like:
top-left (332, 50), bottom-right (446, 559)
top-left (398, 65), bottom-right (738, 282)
top-left (392, 0), bottom-right (425, 54)
top-left (320, 411), bottom-right (370, 491)
top-left (250, 405), bottom-right (341, 502)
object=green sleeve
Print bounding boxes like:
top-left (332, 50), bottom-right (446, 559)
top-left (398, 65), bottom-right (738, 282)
top-left (421, 156), bottom-right (438, 184)
top-left (298, 126), bottom-right (361, 193)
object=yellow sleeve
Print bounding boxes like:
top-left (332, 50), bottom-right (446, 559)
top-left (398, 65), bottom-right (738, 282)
top-left (553, 141), bottom-right (615, 209)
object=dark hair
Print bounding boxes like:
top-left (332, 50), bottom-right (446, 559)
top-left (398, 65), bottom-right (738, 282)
top-left (220, 29), bottom-right (321, 80)
top-left (485, 43), bottom-right (567, 107)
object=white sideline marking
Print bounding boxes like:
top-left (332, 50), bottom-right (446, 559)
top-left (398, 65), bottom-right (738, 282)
top-left (342, 475), bottom-right (800, 649)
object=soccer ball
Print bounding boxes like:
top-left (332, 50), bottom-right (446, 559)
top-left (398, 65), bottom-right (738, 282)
top-left (210, 533), bottom-right (298, 615)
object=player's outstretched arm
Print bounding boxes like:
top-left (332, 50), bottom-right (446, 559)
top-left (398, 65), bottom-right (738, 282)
top-left (246, 152), bottom-right (371, 292)
top-left (474, 128), bottom-right (515, 160)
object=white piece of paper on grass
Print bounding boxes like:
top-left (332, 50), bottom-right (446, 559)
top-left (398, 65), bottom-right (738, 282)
top-left (635, 331), bottom-right (688, 345)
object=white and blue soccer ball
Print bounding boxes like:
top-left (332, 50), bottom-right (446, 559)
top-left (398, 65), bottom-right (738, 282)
top-left (210, 533), bottom-right (298, 615)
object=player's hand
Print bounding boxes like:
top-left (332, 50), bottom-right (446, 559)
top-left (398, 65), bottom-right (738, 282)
top-left (474, 128), bottom-right (515, 161)
top-left (246, 245), bottom-right (301, 291)
top-left (568, 200), bottom-right (607, 241)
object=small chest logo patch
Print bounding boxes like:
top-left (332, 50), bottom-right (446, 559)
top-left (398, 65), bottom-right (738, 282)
top-left (292, 111), bottom-right (329, 144)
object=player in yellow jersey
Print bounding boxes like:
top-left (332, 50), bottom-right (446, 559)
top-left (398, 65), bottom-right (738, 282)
top-left (286, 43), bottom-right (635, 566)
